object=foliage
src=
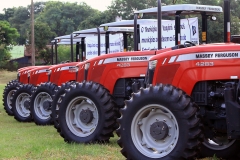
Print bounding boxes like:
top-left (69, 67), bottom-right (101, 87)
top-left (2, 8), bottom-right (15, 21)
top-left (0, 21), bottom-right (19, 66)
top-left (36, 47), bottom-right (52, 65)
top-left (79, 10), bottom-right (116, 29)
top-left (108, 0), bottom-right (157, 20)
top-left (33, 21), bottom-right (55, 50)
top-left (37, 2), bottom-right (97, 36)
top-left (29, 21), bottom-right (55, 64)
top-left (57, 45), bottom-right (73, 63)
top-left (8, 6), bottom-right (30, 45)
top-left (0, 21), bottom-right (19, 47)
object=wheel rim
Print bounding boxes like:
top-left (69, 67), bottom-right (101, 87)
top-left (65, 96), bottom-right (99, 137)
top-left (15, 93), bottom-right (31, 117)
top-left (131, 104), bottom-right (179, 158)
top-left (34, 92), bottom-right (52, 120)
top-left (203, 137), bottom-right (236, 150)
top-left (7, 89), bottom-right (16, 109)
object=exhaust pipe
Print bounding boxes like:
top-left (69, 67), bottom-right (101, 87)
top-left (224, 0), bottom-right (230, 43)
top-left (158, 0), bottom-right (162, 49)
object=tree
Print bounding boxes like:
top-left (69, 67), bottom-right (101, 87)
top-left (32, 21), bottom-right (56, 64)
top-left (9, 7), bottom-right (30, 45)
top-left (79, 10), bottom-right (116, 29)
top-left (0, 21), bottom-right (19, 67)
top-left (108, 0), bottom-right (157, 20)
top-left (0, 21), bottom-right (19, 48)
top-left (3, 8), bottom-right (16, 21)
top-left (37, 2), bottom-right (98, 36)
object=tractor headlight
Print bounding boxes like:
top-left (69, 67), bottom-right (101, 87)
top-left (149, 60), bottom-right (158, 70)
top-left (84, 63), bottom-right (90, 70)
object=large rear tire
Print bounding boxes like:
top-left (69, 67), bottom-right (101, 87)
top-left (2, 79), bottom-right (20, 116)
top-left (11, 84), bottom-right (34, 122)
top-left (51, 81), bottom-right (74, 132)
top-left (117, 84), bottom-right (202, 160)
top-left (58, 81), bottom-right (116, 143)
top-left (30, 82), bottom-right (58, 125)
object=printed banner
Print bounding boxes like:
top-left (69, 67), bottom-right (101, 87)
top-left (140, 17), bottom-right (199, 50)
top-left (85, 33), bottom-right (123, 59)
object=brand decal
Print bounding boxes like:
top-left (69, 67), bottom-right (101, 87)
top-left (176, 51), bottom-right (240, 62)
top-left (104, 55), bottom-right (152, 64)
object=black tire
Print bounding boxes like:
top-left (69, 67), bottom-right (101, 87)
top-left (51, 81), bottom-right (74, 132)
top-left (117, 84), bottom-right (202, 160)
top-left (2, 79), bottom-right (20, 116)
top-left (30, 82), bottom-right (58, 125)
top-left (11, 84), bottom-right (34, 122)
top-left (199, 136), bottom-right (240, 159)
top-left (57, 81), bottom-right (116, 143)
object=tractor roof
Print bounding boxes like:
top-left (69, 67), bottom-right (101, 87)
top-left (52, 27), bottom-right (133, 45)
top-left (100, 19), bottom-right (159, 27)
top-left (135, 4), bottom-right (222, 16)
top-left (73, 27), bottom-right (133, 34)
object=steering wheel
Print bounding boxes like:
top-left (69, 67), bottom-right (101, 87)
top-left (184, 41), bottom-right (196, 47)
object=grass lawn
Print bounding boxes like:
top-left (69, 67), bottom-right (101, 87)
top-left (0, 70), bottom-right (217, 160)
top-left (10, 46), bottom-right (24, 59)
top-left (0, 70), bottom-right (123, 160)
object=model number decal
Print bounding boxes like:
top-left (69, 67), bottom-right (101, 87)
top-left (196, 62), bottom-right (214, 66)
top-left (117, 63), bottom-right (130, 67)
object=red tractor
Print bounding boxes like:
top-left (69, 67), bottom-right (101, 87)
top-left (2, 65), bottom-right (45, 116)
top-left (54, 3), bottom-right (223, 145)
top-left (30, 27), bottom-right (133, 126)
top-left (10, 65), bottom-right (54, 122)
top-left (116, 0), bottom-right (240, 159)
top-left (29, 62), bottom-right (79, 125)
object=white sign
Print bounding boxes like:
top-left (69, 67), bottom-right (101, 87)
top-left (140, 17), bottom-right (199, 50)
top-left (85, 34), bottom-right (123, 59)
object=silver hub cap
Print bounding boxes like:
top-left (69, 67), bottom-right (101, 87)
top-left (7, 89), bottom-right (16, 109)
top-left (65, 96), bottom-right (98, 137)
top-left (15, 93), bottom-right (31, 117)
top-left (203, 137), bottom-right (236, 150)
top-left (34, 92), bottom-right (52, 120)
top-left (131, 104), bottom-right (179, 158)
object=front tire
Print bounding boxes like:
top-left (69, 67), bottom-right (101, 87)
top-left (30, 82), bottom-right (58, 125)
top-left (11, 84), bottom-right (34, 122)
top-left (2, 79), bottom-right (20, 116)
top-left (58, 81), bottom-right (116, 143)
top-left (117, 84), bottom-right (202, 160)
top-left (51, 81), bottom-right (74, 132)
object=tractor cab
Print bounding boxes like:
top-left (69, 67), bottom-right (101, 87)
top-left (134, 3), bottom-right (223, 48)
top-left (70, 26), bottom-right (134, 82)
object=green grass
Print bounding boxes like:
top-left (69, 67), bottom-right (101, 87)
top-left (0, 71), bottom-right (124, 160)
top-left (10, 46), bottom-right (24, 59)
top-left (0, 84), bottom-right (124, 159)
top-left (0, 70), bottom-right (17, 84)
top-left (0, 70), bottom-right (217, 160)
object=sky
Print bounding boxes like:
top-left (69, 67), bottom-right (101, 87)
top-left (0, 0), bottom-right (112, 13)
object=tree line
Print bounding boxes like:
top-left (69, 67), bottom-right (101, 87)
top-left (0, 0), bottom-right (240, 65)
